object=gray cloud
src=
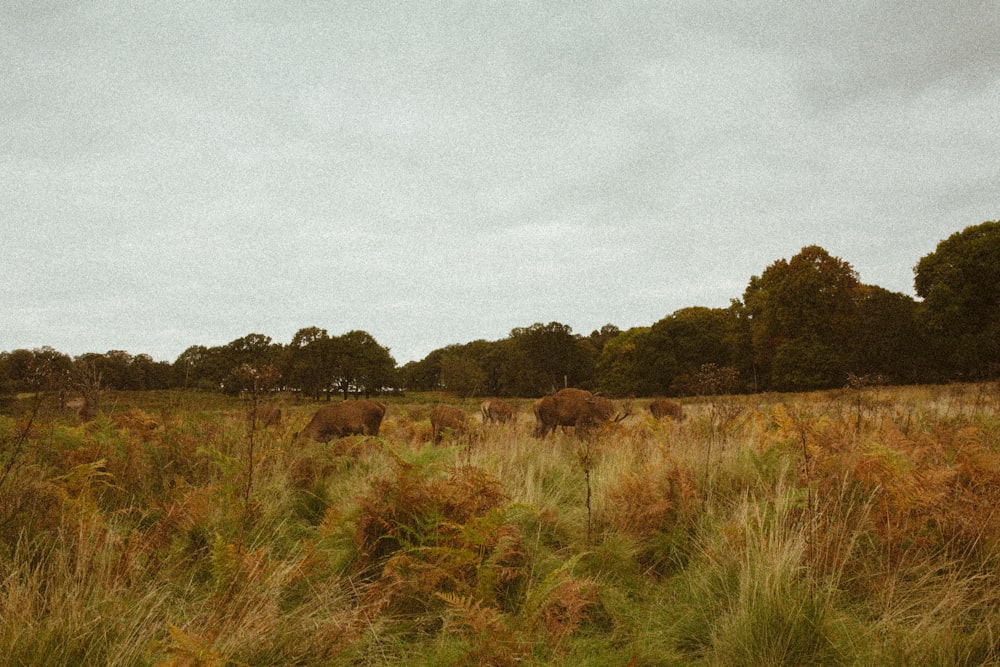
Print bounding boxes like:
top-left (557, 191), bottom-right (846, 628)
top-left (3, 1), bottom-right (997, 362)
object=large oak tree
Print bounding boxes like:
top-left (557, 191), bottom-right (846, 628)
top-left (742, 246), bottom-right (863, 391)
top-left (914, 221), bottom-right (1000, 377)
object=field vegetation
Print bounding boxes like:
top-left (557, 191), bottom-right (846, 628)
top-left (2, 382), bottom-right (999, 665)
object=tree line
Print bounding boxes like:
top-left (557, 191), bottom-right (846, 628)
top-left (3, 221), bottom-right (998, 399)
top-left (0, 329), bottom-right (398, 400)
top-left (405, 221), bottom-right (1000, 395)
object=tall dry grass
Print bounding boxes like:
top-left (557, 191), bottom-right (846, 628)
top-left (0, 385), bottom-right (998, 664)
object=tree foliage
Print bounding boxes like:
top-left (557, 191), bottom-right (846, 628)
top-left (914, 220), bottom-right (1000, 377)
top-left (852, 286), bottom-right (925, 383)
top-left (648, 306), bottom-right (741, 395)
top-left (332, 330), bottom-right (398, 398)
top-left (742, 245), bottom-right (864, 390)
top-left (504, 322), bottom-right (596, 395)
top-left (0, 347), bottom-right (72, 395)
top-left (5, 223), bottom-right (998, 396)
top-left (283, 327), bottom-right (333, 400)
top-left (595, 327), bottom-right (654, 396)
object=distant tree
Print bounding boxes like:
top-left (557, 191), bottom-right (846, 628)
top-left (742, 245), bottom-right (863, 390)
top-left (225, 334), bottom-right (280, 368)
top-left (851, 286), bottom-right (925, 384)
top-left (0, 347), bottom-right (72, 395)
top-left (70, 356), bottom-right (103, 420)
top-left (0, 350), bottom-right (27, 396)
top-left (331, 330), bottom-right (397, 398)
top-left (219, 334), bottom-right (282, 394)
top-left (400, 350), bottom-right (444, 392)
top-left (646, 307), bottom-right (740, 395)
top-left (471, 339), bottom-right (513, 396)
top-left (173, 345), bottom-right (206, 388)
top-left (411, 339), bottom-right (524, 396)
top-left (595, 327), bottom-right (654, 396)
top-left (439, 352), bottom-right (486, 396)
top-left (79, 350), bottom-right (133, 390)
top-left (0, 350), bottom-right (35, 395)
top-left (172, 345), bottom-right (230, 390)
top-left (587, 324), bottom-right (621, 354)
top-left (33, 346), bottom-right (74, 385)
top-left (728, 299), bottom-right (757, 391)
top-left (596, 307), bottom-right (742, 397)
top-left (435, 340), bottom-right (511, 396)
top-left (769, 338), bottom-right (843, 392)
top-left (495, 338), bottom-right (532, 397)
top-left (505, 322), bottom-right (595, 395)
top-left (914, 221), bottom-right (1000, 378)
top-left (127, 354), bottom-right (171, 390)
top-left (284, 327), bottom-right (333, 400)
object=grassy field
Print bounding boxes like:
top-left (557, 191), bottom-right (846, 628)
top-left (1, 384), bottom-right (999, 665)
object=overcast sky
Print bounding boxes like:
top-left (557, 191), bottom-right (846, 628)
top-left (3, 2), bottom-right (998, 364)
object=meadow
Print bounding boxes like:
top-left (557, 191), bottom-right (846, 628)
top-left (1, 383), bottom-right (999, 666)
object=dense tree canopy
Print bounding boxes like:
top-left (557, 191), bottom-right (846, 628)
top-left (594, 327), bottom-right (654, 396)
top-left (851, 286), bottom-right (925, 383)
top-left (172, 345), bottom-right (227, 390)
top-left (283, 327), bottom-right (334, 400)
top-left (333, 330), bottom-right (398, 398)
top-left (594, 307), bottom-right (742, 396)
top-left (4, 223), bottom-right (997, 398)
top-left (646, 306), bottom-right (740, 395)
top-left (0, 346), bottom-right (72, 394)
top-left (742, 245), bottom-right (864, 391)
top-left (914, 220), bottom-right (1000, 377)
top-left (505, 322), bottom-right (596, 395)
top-left (401, 324), bottom-right (601, 397)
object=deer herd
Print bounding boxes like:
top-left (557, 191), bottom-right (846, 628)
top-left (63, 388), bottom-right (685, 445)
top-left (288, 387), bottom-right (685, 445)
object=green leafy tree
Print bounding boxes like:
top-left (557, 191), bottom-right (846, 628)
top-left (505, 322), bottom-right (595, 395)
top-left (587, 324), bottom-right (622, 355)
top-left (597, 307), bottom-right (742, 397)
top-left (0, 349), bottom-right (37, 395)
top-left (127, 353), bottom-right (171, 390)
top-left (433, 340), bottom-right (510, 396)
top-left (471, 339), bottom-right (515, 396)
top-left (406, 324), bottom-right (605, 397)
top-left (439, 352), bottom-right (486, 396)
top-left (769, 338), bottom-right (843, 392)
top-left (851, 286), bottom-right (925, 383)
top-left (76, 350), bottom-right (133, 390)
top-left (0, 347), bottom-right (72, 394)
top-left (742, 246), bottom-right (863, 391)
top-left (224, 334), bottom-right (280, 368)
top-left (595, 327), bottom-right (654, 396)
top-left (220, 334), bottom-right (281, 394)
top-left (284, 327), bottom-right (333, 400)
top-left (914, 221), bottom-right (1000, 378)
top-left (646, 307), bottom-right (740, 395)
top-left (173, 345), bottom-right (219, 389)
top-left (331, 330), bottom-right (397, 398)
top-left (400, 350), bottom-right (445, 392)
top-left (172, 344), bottom-right (238, 390)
